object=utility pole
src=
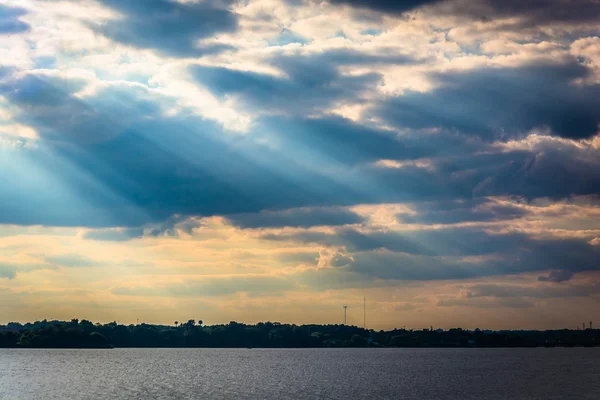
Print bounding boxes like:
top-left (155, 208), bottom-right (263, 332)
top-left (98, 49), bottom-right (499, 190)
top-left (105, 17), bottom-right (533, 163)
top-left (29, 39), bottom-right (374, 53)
top-left (343, 305), bottom-right (347, 325)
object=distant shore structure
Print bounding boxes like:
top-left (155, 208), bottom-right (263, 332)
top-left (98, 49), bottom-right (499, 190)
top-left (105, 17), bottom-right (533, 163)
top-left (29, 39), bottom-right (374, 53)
top-left (343, 305), bottom-right (347, 325)
top-left (363, 297), bottom-right (366, 330)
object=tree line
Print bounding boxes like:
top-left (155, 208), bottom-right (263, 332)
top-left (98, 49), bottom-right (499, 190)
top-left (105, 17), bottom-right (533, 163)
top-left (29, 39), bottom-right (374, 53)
top-left (1, 319), bottom-right (598, 348)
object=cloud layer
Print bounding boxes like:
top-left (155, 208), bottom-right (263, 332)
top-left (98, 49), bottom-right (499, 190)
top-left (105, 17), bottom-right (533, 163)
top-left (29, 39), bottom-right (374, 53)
top-left (93, 0), bottom-right (238, 56)
top-left (0, 0), bottom-right (599, 328)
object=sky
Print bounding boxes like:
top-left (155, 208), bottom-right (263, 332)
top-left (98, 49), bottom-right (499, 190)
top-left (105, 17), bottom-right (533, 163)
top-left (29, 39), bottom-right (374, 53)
top-left (0, 0), bottom-right (599, 330)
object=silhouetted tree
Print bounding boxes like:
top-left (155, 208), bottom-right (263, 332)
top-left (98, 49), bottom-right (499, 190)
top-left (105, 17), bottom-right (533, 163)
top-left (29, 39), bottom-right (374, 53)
top-left (184, 320), bottom-right (195, 328)
top-left (2, 319), bottom-right (598, 349)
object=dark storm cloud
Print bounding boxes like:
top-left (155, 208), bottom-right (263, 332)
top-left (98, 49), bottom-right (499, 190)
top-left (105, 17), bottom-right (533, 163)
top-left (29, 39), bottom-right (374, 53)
top-left (2, 69), bottom-right (599, 228)
top-left (374, 62), bottom-right (600, 140)
top-left (264, 227), bottom-right (536, 257)
top-left (397, 199), bottom-right (526, 224)
top-left (6, 130), bottom-right (598, 228)
top-left (349, 236), bottom-right (600, 281)
top-left (191, 65), bottom-right (379, 116)
top-left (226, 207), bottom-right (364, 229)
top-left (327, 0), bottom-right (600, 26)
top-left (221, 60), bottom-right (371, 109)
top-left (0, 73), bottom-right (162, 143)
top-left (190, 45), bottom-right (472, 168)
top-left (191, 49), bottom-right (420, 115)
top-left (0, 72), bottom-right (441, 227)
top-left (446, 0), bottom-right (600, 26)
top-left (265, 227), bottom-right (600, 281)
top-left (0, 73), bottom-right (367, 226)
top-left (430, 142), bottom-right (600, 199)
top-left (327, 0), bottom-right (440, 14)
top-left (0, 4), bottom-right (29, 34)
top-left (93, 0), bottom-right (238, 56)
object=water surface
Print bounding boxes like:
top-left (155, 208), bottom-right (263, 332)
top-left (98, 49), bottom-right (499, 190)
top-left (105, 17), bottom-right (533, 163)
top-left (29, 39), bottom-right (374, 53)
top-left (1, 348), bottom-right (599, 399)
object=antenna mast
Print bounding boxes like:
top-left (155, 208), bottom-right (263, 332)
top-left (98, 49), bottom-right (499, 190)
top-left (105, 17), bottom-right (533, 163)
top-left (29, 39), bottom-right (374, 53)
top-left (343, 305), bottom-right (347, 325)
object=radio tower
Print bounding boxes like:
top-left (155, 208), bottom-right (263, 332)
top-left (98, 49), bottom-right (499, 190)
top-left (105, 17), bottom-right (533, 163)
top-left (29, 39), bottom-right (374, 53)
top-left (363, 297), bottom-right (366, 329)
top-left (343, 305), bottom-right (347, 325)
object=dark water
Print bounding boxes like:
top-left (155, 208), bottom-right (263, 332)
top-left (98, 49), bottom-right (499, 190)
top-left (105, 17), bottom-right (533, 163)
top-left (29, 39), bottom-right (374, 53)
top-left (1, 348), bottom-right (599, 399)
